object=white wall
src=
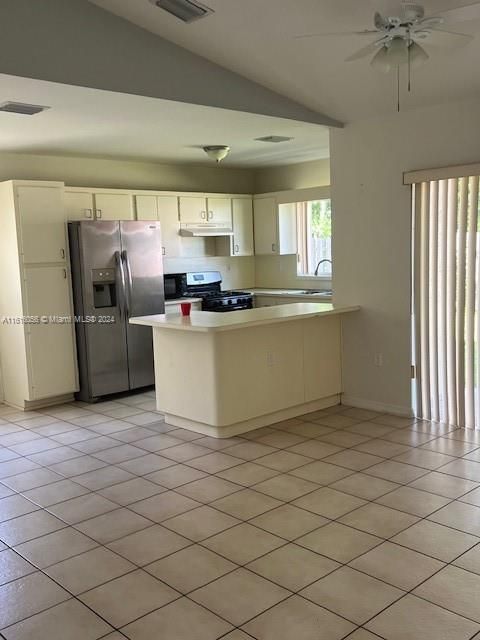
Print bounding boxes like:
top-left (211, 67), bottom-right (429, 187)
top-left (331, 97), bottom-right (480, 415)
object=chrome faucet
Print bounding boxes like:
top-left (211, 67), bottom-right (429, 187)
top-left (314, 259), bottom-right (332, 276)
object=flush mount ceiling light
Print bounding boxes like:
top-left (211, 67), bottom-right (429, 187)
top-left (0, 101), bottom-right (50, 115)
top-left (149, 0), bottom-right (214, 23)
top-left (295, 1), bottom-right (478, 110)
top-left (203, 146), bottom-right (230, 163)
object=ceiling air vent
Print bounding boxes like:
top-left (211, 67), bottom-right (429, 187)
top-left (0, 102), bottom-right (49, 115)
top-left (255, 136), bottom-right (294, 143)
top-left (150, 0), bottom-right (214, 22)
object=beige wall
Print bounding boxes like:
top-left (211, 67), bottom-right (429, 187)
top-left (0, 151), bottom-right (332, 295)
top-left (255, 158), bottom-right (330, 193)
top-left (0, 152), bottom-right (255, 193)
top-left (331, 97), bottom-right (480, 415)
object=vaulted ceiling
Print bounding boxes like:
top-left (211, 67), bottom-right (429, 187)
top-left (90, 0), bottom-right (480, 122)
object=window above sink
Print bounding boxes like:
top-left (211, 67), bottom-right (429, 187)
top-left (296, 198), bottom-right (332, 278)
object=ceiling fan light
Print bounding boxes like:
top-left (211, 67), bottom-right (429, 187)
top-left (386, 37), bottom-right (409, 65)
top-left (408, 41), bottom-right (429, 67)
top-left (370, 47), bottom-right (391, 73)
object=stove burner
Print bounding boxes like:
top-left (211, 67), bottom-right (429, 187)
top-left (182, 271), bottom-right (253, 312)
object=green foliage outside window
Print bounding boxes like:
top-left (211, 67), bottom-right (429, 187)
top-left (310, 199), bottom-right (332, 239)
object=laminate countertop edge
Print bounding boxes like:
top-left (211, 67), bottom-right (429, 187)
top-left (130, 302), bottom-right (360, 333)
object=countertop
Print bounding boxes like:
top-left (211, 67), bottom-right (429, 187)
top-left (247, 288), bottom-right (333, 300)
top-left (164, 298), bottom-right (202, 306)
top-left (130, 302), bottom-right (359, 333)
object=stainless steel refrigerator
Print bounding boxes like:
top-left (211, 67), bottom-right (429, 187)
top-left (68, 221), bottom-right (165, 402)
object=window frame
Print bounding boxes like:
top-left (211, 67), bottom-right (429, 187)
top-left (296, 198), bottom-right (332, 280)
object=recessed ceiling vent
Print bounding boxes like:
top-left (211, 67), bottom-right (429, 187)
top-left (149, 0), bottom-right (214, 23)
top-left (0, 102), bottom-right (49, 115)
top-left (255, 136), bottom-right (294, 143)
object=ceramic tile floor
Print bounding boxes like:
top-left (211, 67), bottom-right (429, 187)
top-left (1, 395), bottom-right (480, 639)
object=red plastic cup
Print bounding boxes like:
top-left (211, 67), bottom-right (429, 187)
top-left (180, 302), bottom-right (192, 317)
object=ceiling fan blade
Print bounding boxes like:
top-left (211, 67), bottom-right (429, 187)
top-left (345, 40), bottom-right (384, 62)
top-left (423, 27), bottom-right (474, 48)
top-left (294, 29), bottom-right (379, 40)
top-left (436, 1), bottom-right (480, 24)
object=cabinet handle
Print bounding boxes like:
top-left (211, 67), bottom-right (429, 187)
top-left (60, 248), bottom-right (65, 259)
top-left (201, 211), bottom-right (206, 219)
top-left (84, 209), bottom-right (93, 219)
top-left (208, 211), bottom-right (213, 220)
top-left (96, 209), bottom-right (102, 219)
top-left (162, 247), bottom-right (166, 256)
top-left (234, 244), bottom-right (239, 253)
top-left (272, 243), bottom-right (276, 252)
top-left (63, 268), bottom-right (67, 279)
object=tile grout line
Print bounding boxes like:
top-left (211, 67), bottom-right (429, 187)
top-left (2, 402), bottom-right (480, 635)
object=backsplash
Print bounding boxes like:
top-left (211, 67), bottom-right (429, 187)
top-left (164, 254), bottom-right (331, 292)
top-left (164, 256), bottom-right (255, 290)
top-left (255, 254), bottom-right (332, 290)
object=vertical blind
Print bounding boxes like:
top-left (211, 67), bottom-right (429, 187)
top-left (413, 175), bottom-right (480, 428)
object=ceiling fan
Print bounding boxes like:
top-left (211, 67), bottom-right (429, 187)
top-left (296, 2), bottom-right (479, 108)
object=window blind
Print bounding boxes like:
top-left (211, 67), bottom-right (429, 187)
top-left (413, 175), bottom-right (480, 428)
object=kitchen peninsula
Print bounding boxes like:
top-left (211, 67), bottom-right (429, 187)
top-left (131, 303), bottom-right (359, 437)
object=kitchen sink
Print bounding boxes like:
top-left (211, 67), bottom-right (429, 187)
top-left (299, 290), bottom-right (332, 295)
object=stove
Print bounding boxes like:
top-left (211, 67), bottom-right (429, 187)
top-left (183, 271), bottom-right (253, 313)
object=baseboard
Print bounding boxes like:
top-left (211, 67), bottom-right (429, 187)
top-left (341, 394), bottom-right (414, 418)
top-left (1, 394), bottom-right (75, 412)
top-left (163, 394), bottom-right (341, 438)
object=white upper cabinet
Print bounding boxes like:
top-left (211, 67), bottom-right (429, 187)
top-left (17, 184), bottom-right (67, 264)
top-left (136, 194), bottom-right (181, 257)
top-left (179, 195), bottom-right (233, 227)
top-left (206, 197), bottom-right (232, 226)
top-left (64, 190), bottom-right (95, 221)
top-left (94, 192), bottom-right (134, 220)
top-left (157, 196), bottom-right (181, 257)
top-left (65, 189), bottom-right (134, 221)
top-left (253, 197), bottom-right (297, 255)
top-left (135, 194), bottom-right (158, 221)
top-left (231, 198), bottom-right (254, 256)
top-left (253, 197), bottom-right (278, 255)
top-left (179, 196), bottom-right (208, 224)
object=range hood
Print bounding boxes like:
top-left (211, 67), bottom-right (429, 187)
top-left (179, 225), bottom-right (233, 237)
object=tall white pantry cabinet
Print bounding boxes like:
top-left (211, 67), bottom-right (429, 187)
top-left (0, 181), bottom-right (78, 409)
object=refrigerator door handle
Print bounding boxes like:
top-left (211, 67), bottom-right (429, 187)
top-left (114, 250), bottom-right (126, 319)
top-left (122, 249), bottom-right (133, 317)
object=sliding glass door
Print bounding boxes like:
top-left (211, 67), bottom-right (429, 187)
top-left (412, 175), bottom-right (480, 429)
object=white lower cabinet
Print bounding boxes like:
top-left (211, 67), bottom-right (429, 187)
top-left (23, 266), bottom-right (78, 400)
